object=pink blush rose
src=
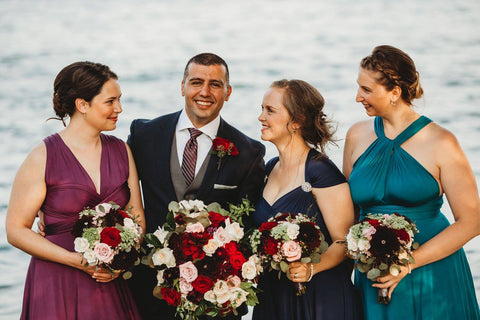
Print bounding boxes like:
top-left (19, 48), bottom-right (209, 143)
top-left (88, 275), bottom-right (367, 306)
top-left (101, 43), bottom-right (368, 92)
top-left (185, 222), bottom-right (205, 233)
top-left (93, 242), bottom-right (115, 263)
top-left (179, 261), bottom-right (198, 283)
top-left (282, 240), bottom-right (302, 262)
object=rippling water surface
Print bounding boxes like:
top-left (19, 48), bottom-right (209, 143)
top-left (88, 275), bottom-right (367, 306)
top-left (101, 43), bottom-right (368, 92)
top-left (1, 0), bottom-right (480, 318)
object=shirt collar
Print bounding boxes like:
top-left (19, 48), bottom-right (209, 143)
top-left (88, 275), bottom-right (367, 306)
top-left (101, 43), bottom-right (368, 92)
top-left (176, 109), bottom-right (220, 140)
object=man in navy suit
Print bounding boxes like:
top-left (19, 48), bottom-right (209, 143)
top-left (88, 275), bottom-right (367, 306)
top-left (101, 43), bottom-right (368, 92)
top-left (127, 53), bottom-right (265, 320)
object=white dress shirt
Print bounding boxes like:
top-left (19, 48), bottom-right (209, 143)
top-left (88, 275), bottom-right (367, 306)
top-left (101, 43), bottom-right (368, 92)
top-left (175, 109), bottom-right (220, 175)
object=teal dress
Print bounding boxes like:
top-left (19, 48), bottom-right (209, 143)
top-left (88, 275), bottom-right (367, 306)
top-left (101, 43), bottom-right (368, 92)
top-left (349, 116), bottom-right (480, 320)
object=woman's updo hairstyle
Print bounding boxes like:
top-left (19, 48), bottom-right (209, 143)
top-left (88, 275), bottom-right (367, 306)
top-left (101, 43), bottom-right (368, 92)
top-left (52, 61), bottom-right (117, 125)
top-left (270, 79), bottom-right (335, 157)
top-left (360, 45), bottom-right (423, 105)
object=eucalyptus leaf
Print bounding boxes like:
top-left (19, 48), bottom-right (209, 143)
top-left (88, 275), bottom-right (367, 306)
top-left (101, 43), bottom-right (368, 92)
top-left (301, 257), bottom-right (311, 263)
top-left (367, 268), bottom-right (380, 280)
top-left (310, 253), bottom-right (322, 264)
top-left (379, 263), bottom-right (388, 270)
top-left (280, 261), bottom-right (289, 274)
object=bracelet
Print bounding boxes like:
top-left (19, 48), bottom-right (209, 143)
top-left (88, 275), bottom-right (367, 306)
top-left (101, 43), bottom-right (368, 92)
top-left (307, 263), bottom-right (314, 282)
top-left (407, 263), bottom-right (412, 274)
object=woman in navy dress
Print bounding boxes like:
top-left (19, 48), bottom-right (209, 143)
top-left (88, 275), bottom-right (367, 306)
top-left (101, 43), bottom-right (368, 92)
top-left (252, 79), bottom-right (363, 320)
top-left (6, 62), bottom-right (145, 319)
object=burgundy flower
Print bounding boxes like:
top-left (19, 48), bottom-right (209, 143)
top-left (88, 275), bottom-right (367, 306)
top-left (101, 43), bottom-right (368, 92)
top-left (161, 287), bottom-right (181, 306)
top-left (187, 289), bottom-right (204, 304)
top-left (209, 211), bottom-right (226, 228)
top-left (72, 216), bottom-right (93, 237)
top-left (196, 256), bottom-right (220, 279)
top-left (163, 267), bottom-right (180, 286)
top-left (370, 226), bottom-right (401, 258)
top-left (100, 227), bottom-right (122, 248)
top-left (118, 209), bottom-right (130, 219)
top-left (394, 229), bottom-right (410, 243)
top-left (259, 221), bottom-right (278, 232)
top-left (215, 247), bottom-right (229, 262)
top-left (297, 222), bottom-right (321, 249)
top-left (110, 249), bottom-right (138, 270)
top-left (212, 137), bottom-right (239, 157)
top-left (192, 275), bottom-right (214, 294)
top-left (367, 219), bottom-right (380, 227)
top-left (262, 237), bottom-right (279, 255)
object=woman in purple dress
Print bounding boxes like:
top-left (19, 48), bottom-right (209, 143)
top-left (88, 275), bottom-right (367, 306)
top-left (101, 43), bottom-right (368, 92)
top-left (252, 79), bottom-right (362, 320)
top-left (6, 62), bottom-right (145, 319)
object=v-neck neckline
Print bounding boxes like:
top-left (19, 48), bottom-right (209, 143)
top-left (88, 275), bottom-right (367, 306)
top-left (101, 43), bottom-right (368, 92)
top-left (55, 133), bottom-right (104, 196)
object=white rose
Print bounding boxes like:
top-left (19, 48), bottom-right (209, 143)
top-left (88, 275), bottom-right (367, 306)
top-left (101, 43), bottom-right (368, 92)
top-left (203, 238), bottom-right (220, 256)
top-left (74, 237), bottom-right (90, 253)
top-left (152, 247), bottom-right (176, 268)
top-left (224, 219), bottom-right (244, 242)
top-left (83, 249), bottom-right (97, 265)
top-left (153, 226), bottom-right (170, 245)
top-left (216, 291), bottom-right (231, 304)
top-left (357, 239), bottom-right (371, 251)
top-left (398, 251), bottom-right (409, 261)
top-left (241, 260), bottom-right (258, 280)
top-left (213, 227), bottom-right (231, 245)
top-left (95, 203), bottom-right (112, 216)
top-left (204, 290), bottom-right (216, 303)
top-left (231, 288), bottom-right (248, 308)
top-left (213, 280), bottom-right (229, 296)
top-left (227, 275), bottom-right (242, 288)
top-left (347, 238), bottom-right (358, 251)
top-left (286, 223), bottom-right (300, 240)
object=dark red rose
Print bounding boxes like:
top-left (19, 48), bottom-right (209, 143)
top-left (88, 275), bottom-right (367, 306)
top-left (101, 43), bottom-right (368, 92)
top-left (224, 242), bottom-right (238, 255)
top-left (215, 247), bottom-right (229, 262)
top-left (262, 237), bottom-right (279, 255)
top-left (169, 233), bottom-right (185, 263)
top-left (367, 219), bottom-right (380, 227)
top-left (118, 209), bottom-right (130, 219)
top-left (174, 214), bottom-right (185, 225)
top-left (192, 275), bottom-right (214, 294)
top-left (100, 227), bottom-right (122, 248)
top-left (209, 211), bottom-right (226, 228)
top-left (213, 137), bottom-right (239, 156)
top-left (259, 221), bottom-right (278, 232)
top-left (219, 262), bottom-right (237, 279)
top-left (187, 289), bottom-right (204, 304)
top-left (229, 252), bottom-right (246, 270)
top-left (161, 287), bottom-right (181, 306)
top-left (394, 229), bottom-right (410, 243)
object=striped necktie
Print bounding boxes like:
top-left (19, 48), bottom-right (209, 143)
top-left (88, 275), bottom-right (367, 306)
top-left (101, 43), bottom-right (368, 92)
top-left (181, 128), bottom-right (203, 185)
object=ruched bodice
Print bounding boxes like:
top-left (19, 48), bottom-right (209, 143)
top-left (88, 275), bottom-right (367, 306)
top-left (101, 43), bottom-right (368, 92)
top-left (348, 116), bottom-right (479, 320)
top-left (20, 133), bottom-right (141, 320)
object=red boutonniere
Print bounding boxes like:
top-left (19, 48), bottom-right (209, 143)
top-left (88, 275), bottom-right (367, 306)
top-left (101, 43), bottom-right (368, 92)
top-left (211, 137), bottom-right (239, 169)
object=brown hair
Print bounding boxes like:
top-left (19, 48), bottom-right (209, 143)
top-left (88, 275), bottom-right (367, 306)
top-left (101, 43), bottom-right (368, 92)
top-left (51, 61), bottom-right (117, 125)
top-left (183, 53), bottom-right (229, 84)
top-left (270, 79), bottom-right (335, 156)
top-left (360, 45), bottom-right (423, 104)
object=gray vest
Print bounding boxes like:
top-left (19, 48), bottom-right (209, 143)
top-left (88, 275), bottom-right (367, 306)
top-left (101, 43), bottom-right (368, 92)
top-left (170, 134), bottom-right (212, 201)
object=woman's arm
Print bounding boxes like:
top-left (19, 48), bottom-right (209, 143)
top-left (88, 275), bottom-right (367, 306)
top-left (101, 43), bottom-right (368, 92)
top-left (289, 182), bottom-right (355, 282)
top-left (375, 128), bottom-right (480, 297)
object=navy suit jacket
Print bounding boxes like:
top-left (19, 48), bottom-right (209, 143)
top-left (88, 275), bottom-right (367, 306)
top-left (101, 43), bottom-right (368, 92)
top-left (127, 111), bottom-right (265, 319)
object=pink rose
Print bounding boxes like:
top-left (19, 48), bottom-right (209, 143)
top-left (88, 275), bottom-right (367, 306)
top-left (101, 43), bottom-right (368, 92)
top-left (93, 242), bottom-right (115, 263)
top-left (282, 240), bottom-right (302, 262)
top-left (227, 275), bottom-right (241, 288)
top-left (185, 222), bottom-right (205, 233)
top-left (179, 278), bottom-right (194, 294)
top-left (179, 261), bottom-right (198, 283)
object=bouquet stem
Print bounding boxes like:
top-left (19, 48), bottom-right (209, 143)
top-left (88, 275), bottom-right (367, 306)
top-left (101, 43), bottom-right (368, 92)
top-left (295, 282), bottom-right (306, 296)
top-left (377, 288), bottom-right (390, 304)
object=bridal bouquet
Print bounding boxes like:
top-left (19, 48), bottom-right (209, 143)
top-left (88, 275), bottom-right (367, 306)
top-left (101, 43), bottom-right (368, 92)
top-left (343, 213), bottom-right (418, 304)
top-left (143, 199), bottom-right (261, 320)
top-left (248, 212), bottom-right (328, 296)
top-left (72, 202), bottom-right (143, 278)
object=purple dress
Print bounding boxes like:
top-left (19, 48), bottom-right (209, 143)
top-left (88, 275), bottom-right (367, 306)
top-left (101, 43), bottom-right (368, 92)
top-left (20, 133), bottom-right (142, 320)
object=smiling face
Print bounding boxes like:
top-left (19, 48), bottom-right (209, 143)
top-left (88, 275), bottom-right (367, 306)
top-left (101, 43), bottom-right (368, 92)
top-left (258, 87), bottom-right (295, 144)
top-left (356, 68), bottom-right (395, 117)
top-left (181, 62), bottom-right (232, 128)
top-left (82, 78), bottom-right (122, 131)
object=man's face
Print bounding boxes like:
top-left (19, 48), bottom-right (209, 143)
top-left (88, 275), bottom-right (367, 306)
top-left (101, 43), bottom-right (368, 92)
top-left (181, 63), bottom-right (232, 127)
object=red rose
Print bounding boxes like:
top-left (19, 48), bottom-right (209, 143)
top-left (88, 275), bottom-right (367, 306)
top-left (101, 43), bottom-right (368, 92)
top-left (213, 137), bottom-right (239, 156)
top-left (118, 209), bottom-right (130, 219)
top-left (368, 219), bottom-right (380, 227)
top-left (209, 211), bottom-right (226, 228)
top-left (161, 287), bottom-right (181, 306)
top-left (394, 229), bottom-right (410, 243)
top-left (259, 221), bottom-right (278, 232)
top-left (229, 251), bottom-right (246, 270)
top-left (100, 227), bottom-right (122, 248)
top-left (192, 275), bottom-right (214, 294)
top-left (263, 238), bottom-right (279, 255)
top-left (224, 242), bottom-right (238, 255)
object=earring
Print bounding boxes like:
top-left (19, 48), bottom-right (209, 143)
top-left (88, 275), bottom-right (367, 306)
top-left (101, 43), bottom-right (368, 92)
top-left (390, 99), bottom-right (397, 106)
top-left (83, 112), bottom-right (87, 118)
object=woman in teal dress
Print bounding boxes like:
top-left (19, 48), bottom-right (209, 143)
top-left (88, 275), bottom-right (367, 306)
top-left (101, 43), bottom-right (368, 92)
top-left (343, 45), bottom-right (480, 319)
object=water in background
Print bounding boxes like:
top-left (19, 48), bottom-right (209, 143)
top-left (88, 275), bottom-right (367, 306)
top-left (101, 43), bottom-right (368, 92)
top-left (1, 0), bottom-right (479, 318)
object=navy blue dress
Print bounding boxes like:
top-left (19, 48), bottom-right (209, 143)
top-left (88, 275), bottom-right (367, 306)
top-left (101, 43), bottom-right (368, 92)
top-left (252, 149), bottom-right (363, 320)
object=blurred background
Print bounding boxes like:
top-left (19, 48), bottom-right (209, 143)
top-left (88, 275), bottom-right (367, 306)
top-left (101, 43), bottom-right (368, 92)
top-left (1, 0), bottom-right (479, 318)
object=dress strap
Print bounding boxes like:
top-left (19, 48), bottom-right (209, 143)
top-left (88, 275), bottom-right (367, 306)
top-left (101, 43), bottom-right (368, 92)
top-left (394, 116), bottom-right (432, 146)
top-left (373, 117), bottom-right (385, 138)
